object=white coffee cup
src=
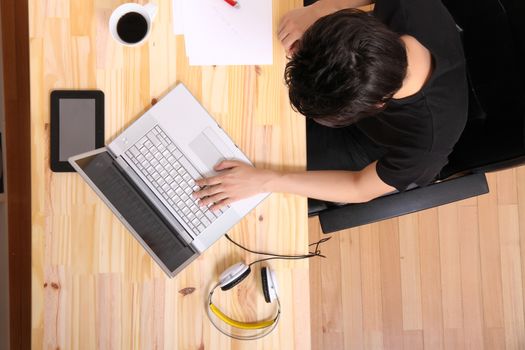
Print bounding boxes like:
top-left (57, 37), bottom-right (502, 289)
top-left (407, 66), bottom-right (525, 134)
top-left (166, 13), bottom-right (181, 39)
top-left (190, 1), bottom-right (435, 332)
top-left (109, 3), bottom-right (157, 47)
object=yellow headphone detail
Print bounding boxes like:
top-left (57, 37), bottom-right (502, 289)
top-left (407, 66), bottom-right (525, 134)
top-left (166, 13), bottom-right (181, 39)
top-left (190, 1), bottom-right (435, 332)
top-left (206, 234), bottom-right (331, 340)
top-left (207, 262), bottom-right (281, 340)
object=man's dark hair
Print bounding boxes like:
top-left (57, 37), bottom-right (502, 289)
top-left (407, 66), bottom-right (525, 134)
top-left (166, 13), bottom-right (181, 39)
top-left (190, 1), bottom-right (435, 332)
top-left (285, 9), bottom-right (408, 127)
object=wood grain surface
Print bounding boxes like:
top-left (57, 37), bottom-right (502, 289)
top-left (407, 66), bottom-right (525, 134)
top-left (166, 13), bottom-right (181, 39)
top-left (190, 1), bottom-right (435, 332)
top-left (29, 1), bottom-right (309, 349)
top-left (310, 169), bottom-right (525, 349)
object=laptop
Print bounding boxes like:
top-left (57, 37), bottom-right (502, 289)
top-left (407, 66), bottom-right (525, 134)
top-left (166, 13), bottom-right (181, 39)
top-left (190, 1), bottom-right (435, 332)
top-left (69, 83), bottom-right (268, 277)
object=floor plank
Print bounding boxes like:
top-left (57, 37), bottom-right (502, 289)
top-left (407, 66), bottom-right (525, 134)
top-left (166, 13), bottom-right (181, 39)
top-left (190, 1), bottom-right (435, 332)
top-left (458, 206), bottom-right (484, 350)
top-left (340, 227), bottom-right (365, 350)
top-left (418, 209), bottom-right (444, 350)
top-left (499, 205), bottom-right (525, 350)
top-left (379, 219), bottom-right (404, 350)
top-left (309, 166), bottom-right (525, 350)
top-left (360, 224), bottom-right (384, 349)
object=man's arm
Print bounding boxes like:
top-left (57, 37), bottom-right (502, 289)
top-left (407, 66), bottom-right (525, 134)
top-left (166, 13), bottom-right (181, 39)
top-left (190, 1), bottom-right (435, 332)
top-left (193, 160), bottom-right (396, 211)
top-left (267, 161), bottom-right (395, 203)
top-left (278, 0), bottom-right (374, 53)
top-left (321, 0), bottom-right (374, 10)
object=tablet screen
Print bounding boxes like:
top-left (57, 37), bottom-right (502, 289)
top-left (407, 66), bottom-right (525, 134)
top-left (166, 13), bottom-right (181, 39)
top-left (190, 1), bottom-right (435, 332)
top-left (58, 98), bottom-right (96, 161)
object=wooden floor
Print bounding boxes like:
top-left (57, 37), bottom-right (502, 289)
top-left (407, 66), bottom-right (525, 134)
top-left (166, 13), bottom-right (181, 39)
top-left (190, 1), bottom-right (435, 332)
top-left (309, 167), bottom-right (525, 350)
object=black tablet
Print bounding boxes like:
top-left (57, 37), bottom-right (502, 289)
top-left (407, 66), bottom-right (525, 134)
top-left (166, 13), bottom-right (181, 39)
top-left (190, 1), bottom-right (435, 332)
top-left (50, 90), bottom-right (104, 172)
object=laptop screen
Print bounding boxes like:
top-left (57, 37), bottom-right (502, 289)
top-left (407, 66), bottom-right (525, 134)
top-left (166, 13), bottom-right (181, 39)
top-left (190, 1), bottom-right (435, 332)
top-left (73, 150), bottom-right (197, 275)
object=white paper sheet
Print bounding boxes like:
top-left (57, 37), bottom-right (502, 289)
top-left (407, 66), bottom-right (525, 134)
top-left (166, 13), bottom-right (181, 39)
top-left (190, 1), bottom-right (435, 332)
top-left (172, 0), bottom-right (184, 35)
top-left (176, 0), bottom-right (273, 66)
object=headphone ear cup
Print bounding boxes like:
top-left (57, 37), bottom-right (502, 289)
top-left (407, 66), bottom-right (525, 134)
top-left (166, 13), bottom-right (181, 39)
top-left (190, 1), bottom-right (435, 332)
top-left (220, 263), bottom-right (251, 291)
top-left (260, 267), bottom-right (279, 303)
top-left (261, 267), bottom-right (271, 303)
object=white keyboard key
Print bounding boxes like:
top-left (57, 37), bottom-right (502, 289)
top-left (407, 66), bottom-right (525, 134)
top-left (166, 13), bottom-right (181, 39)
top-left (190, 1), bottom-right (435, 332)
top-left (179, 157), bottom-right (200, 179)
top-left (128, 147), bottom-right (140, 158)
top-left (148, 133), bottom-right (161, 146)
top-left (205, 211), bottom-right (216, 221)
top-left (174, 149), bottom-right (183, 159)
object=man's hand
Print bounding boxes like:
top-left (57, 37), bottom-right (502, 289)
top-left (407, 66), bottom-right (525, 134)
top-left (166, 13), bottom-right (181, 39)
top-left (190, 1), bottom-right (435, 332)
top-left (193, 160), bottom-right (395, 210)
top-left (192, 160), bottom-right (277, 212)
top-left (278, 0), bottom-right (374, 55)
top-left (278, 2), bottom-right (334, 55)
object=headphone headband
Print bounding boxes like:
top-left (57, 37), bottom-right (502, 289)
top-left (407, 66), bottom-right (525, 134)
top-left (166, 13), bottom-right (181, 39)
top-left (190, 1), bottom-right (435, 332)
top-left (207, 266), bottom-right (281, 340)
top-left (205, 235), bottom-right (330, 340)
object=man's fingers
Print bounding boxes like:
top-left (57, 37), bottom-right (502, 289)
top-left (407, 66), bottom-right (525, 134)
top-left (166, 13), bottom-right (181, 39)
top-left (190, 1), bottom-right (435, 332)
top-left (193, 184), bottom-right (223, 199)
top-left (194, 175), bottom-right (222, 189)
top-left (214, 159), bottom-right (240, 171)
top-left (198, 192), bottom-right (228, 207)
top-left (282, 34), bottom-right (299, 53)
top-left (278, 30), bottom-right (288, 43)
top-left (289, 41), bottom-right (298, 56)
top-left (278, 18), bottom-right (289, 37)
top-left (209, 198), bottom-right (234, 212)
top-left (278, 20), bottom-right (292, 40)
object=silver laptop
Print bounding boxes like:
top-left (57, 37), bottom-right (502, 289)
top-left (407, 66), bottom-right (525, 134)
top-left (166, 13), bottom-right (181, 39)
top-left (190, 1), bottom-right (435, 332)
top-left (69, 83), bottom-right (268, 277)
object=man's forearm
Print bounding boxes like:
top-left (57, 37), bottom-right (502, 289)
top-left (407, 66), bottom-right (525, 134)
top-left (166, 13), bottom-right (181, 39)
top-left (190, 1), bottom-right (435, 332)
top-left (319, 0), bottom-right (374, 11)
top-left (309, 0), bottom-right (374, 22)
top-left (314, 0), bottom-right (373, 15)
top-left (264, 170), bottom-right (375, 203)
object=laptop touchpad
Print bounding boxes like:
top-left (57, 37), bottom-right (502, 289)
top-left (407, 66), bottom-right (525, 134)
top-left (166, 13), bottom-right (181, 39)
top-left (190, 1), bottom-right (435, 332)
top-left (189, 128), bottom-right (232, 176)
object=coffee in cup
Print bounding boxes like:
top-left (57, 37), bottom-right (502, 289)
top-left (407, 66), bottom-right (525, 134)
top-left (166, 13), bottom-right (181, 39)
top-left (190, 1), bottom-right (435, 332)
top-left (109, 3), bottom-right (157, 47)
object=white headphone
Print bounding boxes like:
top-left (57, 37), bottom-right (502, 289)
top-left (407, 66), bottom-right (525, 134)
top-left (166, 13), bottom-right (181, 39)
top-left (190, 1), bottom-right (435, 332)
top-left (207, 261), bottom-right (281, 340)
top-left (206, 234), bottom-right (331, 340)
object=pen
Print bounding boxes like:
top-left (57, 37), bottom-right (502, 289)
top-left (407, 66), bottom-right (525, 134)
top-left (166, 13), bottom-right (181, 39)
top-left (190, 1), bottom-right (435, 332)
top-left (223, 0), bottom-right (240, 8)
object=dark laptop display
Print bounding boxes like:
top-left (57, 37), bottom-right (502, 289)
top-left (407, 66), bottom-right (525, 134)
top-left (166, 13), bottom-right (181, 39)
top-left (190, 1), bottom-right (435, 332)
top-left (76, 151), bottom-right (197, 273)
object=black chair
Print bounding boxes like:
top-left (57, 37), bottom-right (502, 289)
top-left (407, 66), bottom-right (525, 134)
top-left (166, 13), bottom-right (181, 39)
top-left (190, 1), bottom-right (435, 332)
top-left (308, 0), bottom-right (525, 233)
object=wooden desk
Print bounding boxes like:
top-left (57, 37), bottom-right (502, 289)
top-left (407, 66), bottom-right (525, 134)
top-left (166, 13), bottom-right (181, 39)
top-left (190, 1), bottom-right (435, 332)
top-left (29, 0), bottom-right (309, 348)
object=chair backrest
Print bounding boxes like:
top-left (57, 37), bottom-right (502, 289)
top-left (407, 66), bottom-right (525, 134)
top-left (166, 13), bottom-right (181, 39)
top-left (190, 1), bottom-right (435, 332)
top-left (439, 0), bottom-right (525, 179)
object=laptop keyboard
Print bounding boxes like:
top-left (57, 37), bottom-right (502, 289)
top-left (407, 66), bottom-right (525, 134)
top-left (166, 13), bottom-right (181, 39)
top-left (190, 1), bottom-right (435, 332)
top-left (125, 126), bottom-right (225, 236)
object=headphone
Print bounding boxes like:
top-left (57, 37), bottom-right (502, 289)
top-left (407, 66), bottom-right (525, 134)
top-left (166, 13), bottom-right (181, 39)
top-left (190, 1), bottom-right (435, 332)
top-left (207, 261), bottom-right (281, 340)
top-left (206, 234), bottom-right (331, 340)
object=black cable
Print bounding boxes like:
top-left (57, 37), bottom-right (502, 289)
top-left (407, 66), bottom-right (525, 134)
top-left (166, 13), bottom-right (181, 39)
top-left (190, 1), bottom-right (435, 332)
top-left (224, 233), bottom-right (331, 263)
top-left (248, 255), bottom-right (316, 267)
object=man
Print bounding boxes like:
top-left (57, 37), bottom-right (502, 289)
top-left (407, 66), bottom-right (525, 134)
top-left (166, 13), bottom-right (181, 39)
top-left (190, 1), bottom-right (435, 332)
top-left (193, 0), bottom-right (468, 212)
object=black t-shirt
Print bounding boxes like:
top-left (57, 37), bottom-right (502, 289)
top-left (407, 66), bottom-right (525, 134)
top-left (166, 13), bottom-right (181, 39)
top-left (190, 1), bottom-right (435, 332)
top-left (356, 0), bottom-right (468, 191)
